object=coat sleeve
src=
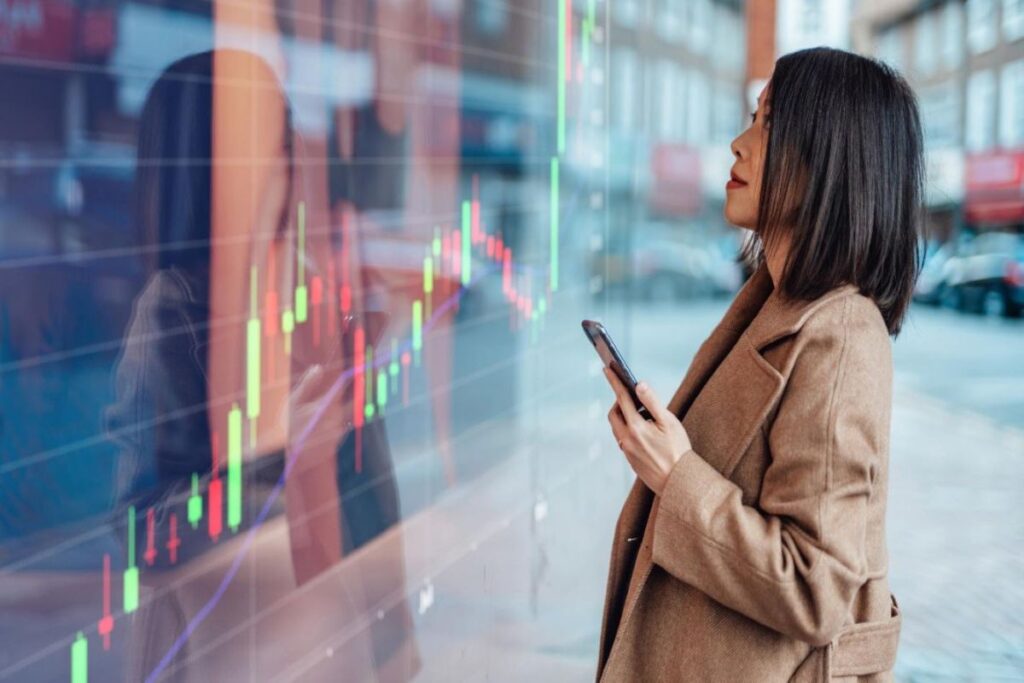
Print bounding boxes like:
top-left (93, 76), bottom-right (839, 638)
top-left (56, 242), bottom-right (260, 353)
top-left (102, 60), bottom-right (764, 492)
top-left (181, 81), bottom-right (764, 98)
top-left (650, 297), bottom-right (889, 646)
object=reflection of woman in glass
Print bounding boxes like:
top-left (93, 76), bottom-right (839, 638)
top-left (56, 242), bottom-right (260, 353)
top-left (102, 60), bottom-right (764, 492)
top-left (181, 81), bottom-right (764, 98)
top-left (597, 48), bottom-right (921, 680)
top-left (107, 49), bottom-right (417, 681)
top-left (109, 50), bottom-right (266, 548)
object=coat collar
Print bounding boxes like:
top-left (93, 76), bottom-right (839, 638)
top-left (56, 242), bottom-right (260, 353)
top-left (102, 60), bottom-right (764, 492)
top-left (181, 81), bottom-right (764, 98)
top-left (666, 260), bottom-right (859, 418)
top-left (742, 261), bottom-right (861, 351)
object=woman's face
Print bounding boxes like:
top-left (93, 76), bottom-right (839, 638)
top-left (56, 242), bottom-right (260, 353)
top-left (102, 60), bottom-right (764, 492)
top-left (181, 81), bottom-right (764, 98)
top-left (724, 84), bottom-right (770, 230)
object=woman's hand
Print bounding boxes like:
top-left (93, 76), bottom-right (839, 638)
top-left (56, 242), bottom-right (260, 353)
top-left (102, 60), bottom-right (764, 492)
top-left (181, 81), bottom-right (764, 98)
top-left (604, 367), bottom-right (693, 496)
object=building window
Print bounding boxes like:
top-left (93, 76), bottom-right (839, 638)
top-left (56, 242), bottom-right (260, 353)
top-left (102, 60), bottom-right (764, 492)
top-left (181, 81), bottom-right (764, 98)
top-left (613, 48), bottom-right (639, 131)
top-left (713, 4), bottom-right (727, 66)
top-left (966, 69), bottom-right (997, 151)
top-left (730, 10), bottom-right (745, 72)
top-left (712, 84), bottom-right (741, 143)
top-left (690, 0), bottom-right (710, 55)
top-left (645, 58), bottom-right (658, 135)
top-left (800, 0), bottom-right (821, 36)
top-left (942, 1), bottom-right (964, 69)
top-left (967, 0), bottom-right (998, 54)
top-left (615, 0), bottom-right (642, 28)
top-left (658, 0), bottom-right (683, 42)
top-left (676, 65), bottom-right (688, 141)
top-left (1000, 59), bottom-right (1024, 148)
top-left (713, 5), bottom-right (744, 74)
top-left (475, 1), bottom-right (507, 34)
top-left (686, 69), bottom-right (710, 144)
top-left (916, 10), bottom-right (936, 76)
top-left (877, 27), bottom-right (903, 70)
top-left (656, 60), bottom-right (681, 141)
top-left (920, 81), bottom-right (960, 147)
top-left (1005, 0), bottom-right (1024, 41)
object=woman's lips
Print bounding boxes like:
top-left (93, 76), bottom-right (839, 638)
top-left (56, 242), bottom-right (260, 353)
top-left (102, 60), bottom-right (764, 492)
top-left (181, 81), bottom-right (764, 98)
top-left (726, 171), bottom-right (747, 191)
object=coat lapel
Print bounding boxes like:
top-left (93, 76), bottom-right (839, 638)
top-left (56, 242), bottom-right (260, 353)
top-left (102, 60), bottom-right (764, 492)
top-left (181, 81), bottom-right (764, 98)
top-left (665, 261), bottom-right (775, 420)
top-left (598, 262), bottom-right (776, 671)
top-left (665, 261), bottom-right (860, 480)
top-left (610, 262), bottom-right (777, 538)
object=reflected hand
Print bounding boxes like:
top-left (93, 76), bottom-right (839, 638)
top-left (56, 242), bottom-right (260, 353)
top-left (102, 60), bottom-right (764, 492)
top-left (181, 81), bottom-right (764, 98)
top-left (285, 364), bottom-right (352, 465)
top-left (604, 368), bottom-right (692, 496)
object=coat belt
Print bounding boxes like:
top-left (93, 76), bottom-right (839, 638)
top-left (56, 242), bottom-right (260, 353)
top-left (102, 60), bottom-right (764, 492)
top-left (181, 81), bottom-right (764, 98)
top-left (830, 594), bottom-right (902, 676)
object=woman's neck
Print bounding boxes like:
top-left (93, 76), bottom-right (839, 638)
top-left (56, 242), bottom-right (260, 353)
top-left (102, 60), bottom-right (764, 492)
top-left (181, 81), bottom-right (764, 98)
top-left (766, 252), bottom-right (783, 288)
top-left (764, 236), bottom-right (790, 289)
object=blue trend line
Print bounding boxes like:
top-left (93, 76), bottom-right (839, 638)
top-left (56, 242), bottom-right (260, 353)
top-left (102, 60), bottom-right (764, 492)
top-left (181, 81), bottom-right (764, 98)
top-left (146, 267), bottom-right (494, 682)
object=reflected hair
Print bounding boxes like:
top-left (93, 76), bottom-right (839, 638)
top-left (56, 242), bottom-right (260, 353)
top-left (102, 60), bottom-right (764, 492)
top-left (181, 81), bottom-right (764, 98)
top-left (136, 49), bottom-right (294, 281)
top-left (741, 47), bottom-right (925, 336)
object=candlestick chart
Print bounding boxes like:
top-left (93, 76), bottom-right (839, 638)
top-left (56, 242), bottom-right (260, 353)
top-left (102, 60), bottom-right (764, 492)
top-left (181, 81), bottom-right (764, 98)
top-left (0, 1), bottom-right (624, 681)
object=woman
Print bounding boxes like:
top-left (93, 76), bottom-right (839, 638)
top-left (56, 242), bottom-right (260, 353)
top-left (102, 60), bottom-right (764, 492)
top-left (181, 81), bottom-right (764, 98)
top-left (107, 49), bottom-right (419, 681)
top-left (597, 48), bottom-right (922, 681)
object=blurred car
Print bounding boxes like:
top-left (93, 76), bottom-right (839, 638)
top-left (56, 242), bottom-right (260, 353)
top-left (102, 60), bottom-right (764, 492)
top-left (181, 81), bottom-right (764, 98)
top-left (703, 236), bottom-right (745, 295)
top-left (940, 231), bottom-right (1024, 318)
top-left (633, 237), bottom-right (709, 300)
top-left (913, 241), bottom-right (955, 305)
top-left (590, 221), bottom-right (742, 301)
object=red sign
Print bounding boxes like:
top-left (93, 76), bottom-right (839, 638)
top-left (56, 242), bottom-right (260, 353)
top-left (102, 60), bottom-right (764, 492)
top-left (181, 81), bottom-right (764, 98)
top-left (967, 152), bottom-right (1024, 190)
top-left (77, 7), bottom-right (116, 58)
top-left (0, 0), bottom-right (75, 61)
top-left (965, 151), bottom-right (1024, 224)
top-left (650, 143), bottom-right (702, 216)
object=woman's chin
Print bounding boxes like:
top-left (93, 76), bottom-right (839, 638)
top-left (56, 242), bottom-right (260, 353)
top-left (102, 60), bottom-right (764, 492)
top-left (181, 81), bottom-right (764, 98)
top-left (723, 205), bottom-right (755, 230)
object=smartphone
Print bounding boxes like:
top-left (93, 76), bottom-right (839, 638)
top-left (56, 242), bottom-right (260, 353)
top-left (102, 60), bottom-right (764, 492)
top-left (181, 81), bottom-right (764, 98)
top-left (581, 319), bottom-right (653, 421)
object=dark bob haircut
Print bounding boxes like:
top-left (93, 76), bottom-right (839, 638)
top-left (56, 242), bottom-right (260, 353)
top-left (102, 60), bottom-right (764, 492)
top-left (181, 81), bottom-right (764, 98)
top-left (742, 47), bottom-right (925, 337)
top-left (136, 49), bottom-right (294, 279)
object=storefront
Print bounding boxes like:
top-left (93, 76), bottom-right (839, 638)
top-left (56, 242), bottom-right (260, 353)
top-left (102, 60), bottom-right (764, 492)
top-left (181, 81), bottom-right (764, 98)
top-left (965, 150), bottom-right (1024, 231)
top-left (0, 0), bottom-right (119, 258)
top-left (649, 142), bottom-right (703, 217)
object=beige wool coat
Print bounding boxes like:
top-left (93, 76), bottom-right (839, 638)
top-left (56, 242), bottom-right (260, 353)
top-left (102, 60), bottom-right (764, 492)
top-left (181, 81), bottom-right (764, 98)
top-left (597, 261), bottom-right (902, 682)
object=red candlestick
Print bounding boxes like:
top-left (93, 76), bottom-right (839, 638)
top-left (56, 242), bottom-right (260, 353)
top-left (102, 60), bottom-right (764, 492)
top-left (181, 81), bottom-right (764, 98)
top-left (97, 553), bottom-right (113, 650)
top-left (208, 432), bottom-right (223, 541)
top-left (311, 275), bottom-right (323, 346)
top-left (353, 326), bottom-right (365, 472)
top-left (166, 513), bottom-right (180, 564)
top-left (143, 507), bottom-right (156, 566)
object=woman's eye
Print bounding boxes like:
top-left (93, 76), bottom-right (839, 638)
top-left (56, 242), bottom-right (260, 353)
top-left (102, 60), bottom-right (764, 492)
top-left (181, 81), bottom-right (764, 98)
top-left (750, 112), bottom-right (757, 124)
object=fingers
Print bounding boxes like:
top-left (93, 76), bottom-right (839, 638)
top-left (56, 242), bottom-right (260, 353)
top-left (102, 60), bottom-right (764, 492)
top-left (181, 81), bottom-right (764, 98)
top-left (635, 381), bottom-right (671, 425)
top-left (608, 404), bottom-right (638, 457)
top-left (603, 367), bottom-right (642, 424)
top-left (607, 403), bottom-right (627, 439)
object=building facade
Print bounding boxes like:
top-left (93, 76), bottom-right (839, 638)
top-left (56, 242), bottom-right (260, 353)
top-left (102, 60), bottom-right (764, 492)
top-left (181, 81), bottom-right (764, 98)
top-left (608, 0), bottom-right (747, 248)
top-left (855, 0), bottom-right (1024, 241)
